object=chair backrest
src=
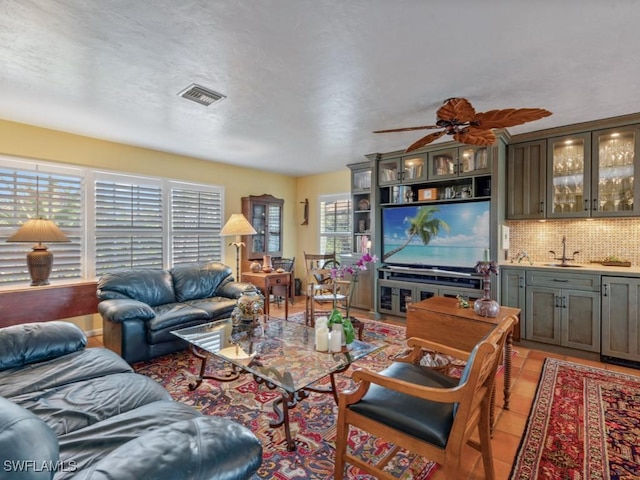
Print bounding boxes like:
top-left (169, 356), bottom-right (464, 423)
top-left (448, 315), bottom-right (516, 447)
top-left (303, 252), bottom-right (338, 287)
top-left (272, 257), bottom-right (295, 272)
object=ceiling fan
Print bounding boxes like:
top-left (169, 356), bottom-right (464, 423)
top-left (374, 97), bottom-right (552, 152)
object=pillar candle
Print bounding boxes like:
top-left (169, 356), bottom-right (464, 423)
top-left (315, 316), bottom-right (328, 332)
top-left (330, 331), bottom-right (342, 353)
top-left (315, 327), bottom-right (329, 352)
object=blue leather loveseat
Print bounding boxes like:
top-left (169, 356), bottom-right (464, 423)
top-left (0, 321), bottom-right (262, 479)
top-left (97, 262), bottom-right (258, 364)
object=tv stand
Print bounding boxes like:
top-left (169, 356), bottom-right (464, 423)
top-left (378, 266), bottom-right (485, 317)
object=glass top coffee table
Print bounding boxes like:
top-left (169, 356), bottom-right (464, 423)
top-left (172, 316), bottom-right (382, 450)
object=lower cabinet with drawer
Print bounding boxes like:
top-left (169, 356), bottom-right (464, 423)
top-left (525, 271), bottom-right (601, 352)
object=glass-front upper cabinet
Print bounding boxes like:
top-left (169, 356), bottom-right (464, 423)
top-left (352, 166), bottom-right (371, 193)
top-left (429, 146), bottom-right (490, 180)
top-left (591, 126), bottom-right (640, 217)
top-left (378, 154), bottom-right (427, 185)
top-left (546, 132), bottom-right (591, 218)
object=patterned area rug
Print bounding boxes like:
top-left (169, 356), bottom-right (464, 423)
top-left (510, 358), bottom-right (640, 480)
top-left (133, 314), bottom-right (439, 479)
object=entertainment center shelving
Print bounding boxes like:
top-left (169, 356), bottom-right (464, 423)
top-left (348, 136), bottom-right (506, 318)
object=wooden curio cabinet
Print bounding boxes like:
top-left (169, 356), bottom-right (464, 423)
top-left (241, 194), bottom-right (283, 273)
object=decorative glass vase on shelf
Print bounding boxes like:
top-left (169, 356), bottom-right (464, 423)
top-left (473, 260), bottom-right (500, 318)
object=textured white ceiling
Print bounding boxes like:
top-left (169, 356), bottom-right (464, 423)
top-left (2, 1), bottom-right (640, 176)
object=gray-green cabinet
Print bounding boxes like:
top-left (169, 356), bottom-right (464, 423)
top-left (378, 153), bottom-right (428, 186)
top-left (601, 276), bottom-right (640, 362)
top-left (378, 279), bottom-right (417, 316)
top-left (508, 123), bottom-right (640, 220)
top-left (378, 279), bottom-right (482, 317)
top-left (506, 140), bottom-right (547, 220)
top-left (500, 268), bottom-right (527, 331)
top-left (428, 145), bottom-right (491, 180)
top-left (525, 271), bottom-right (600, 352)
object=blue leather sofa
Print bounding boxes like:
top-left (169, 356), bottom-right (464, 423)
top-left (97, 262), bottom-right (258, 364)
top-left (0, 321), bottom-right (262, 480)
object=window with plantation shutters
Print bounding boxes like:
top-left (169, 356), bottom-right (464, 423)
top-left (170, 184), bottom-right (223, 265)
top-left (0, 156), bottom-right (225, 286)
top-left (94, 175), bottom-right (164, 274)
top-left (319, 194), bottom-right (352, 255)
top-left (0, 163), bottom-right (83, 285)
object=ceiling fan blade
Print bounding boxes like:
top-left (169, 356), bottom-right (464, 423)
top-left (405, 130), bottom-right (446, 152)
top-left (454, 127), bottom-right (496, 146)
top-left (473, 108), bottom-right (552, 129)
top-left (436, 97), bottom-right (476, 123)
top-left (373, 125), bottom-right (440, 133)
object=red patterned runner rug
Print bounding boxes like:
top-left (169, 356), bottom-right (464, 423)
top-left (510, 357), bottom-right (640, 480)
top-left (133, 314), bottom-right (439, 480)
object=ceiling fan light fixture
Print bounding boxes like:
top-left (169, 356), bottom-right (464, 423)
top-left (178, 83), bottom-right (226, 107)
top-left (374, 97), bottom-right (552, 152)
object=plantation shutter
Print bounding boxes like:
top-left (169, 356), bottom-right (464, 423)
top-left (94, 177), bottom-right (163, 274)
top-left (171, 185), bottom-right (223, 265)
top-left (0, 166), bottom-right (82, 285)
top-left (319, 195), bottom-right (352, 255)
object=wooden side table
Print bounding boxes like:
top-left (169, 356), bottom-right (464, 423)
top-left (241, 271), bottom-right (290, 319)
top-left (406, 296), bottom-right (520, 422)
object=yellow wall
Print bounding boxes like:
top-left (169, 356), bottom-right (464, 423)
top-left (0, 119), bottom-right (354, 330)
top-left (294, 170), bottom-right (352, 279)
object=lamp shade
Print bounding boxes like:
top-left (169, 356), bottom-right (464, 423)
top-left (220, 214), bottom-right (257, 237)
top-left (6, 218), bottom-right (70, 243)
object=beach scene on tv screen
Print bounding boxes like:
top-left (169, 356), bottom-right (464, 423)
top-left (382, 201), bottom-right (490, 268)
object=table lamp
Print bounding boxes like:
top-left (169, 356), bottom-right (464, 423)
top-left (6, 217), bottom-right (70, 286)
top-left (220, 213), bottom-right (257, 280)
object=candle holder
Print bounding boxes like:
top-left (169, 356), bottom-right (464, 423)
top-left (474, 260), bottom-right (500, 318)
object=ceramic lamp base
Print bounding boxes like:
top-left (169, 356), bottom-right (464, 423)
top-left (474, 298), bottom-right (500, 318)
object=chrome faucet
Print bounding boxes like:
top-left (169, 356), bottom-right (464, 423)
top-left (549, 235), bottom-right (580, 265)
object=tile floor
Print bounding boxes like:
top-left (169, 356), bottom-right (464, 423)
top-left (87, 296), bottom-right (640, 480)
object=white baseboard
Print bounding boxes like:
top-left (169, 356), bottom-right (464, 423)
top-left (86, 328), bottom-right (103, 337)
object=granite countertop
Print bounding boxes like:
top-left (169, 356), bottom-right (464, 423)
top-left (500, 262), bottom-right (640, 275)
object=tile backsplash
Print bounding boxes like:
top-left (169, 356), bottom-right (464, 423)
top-left (505, 218), bottom-right (640, 266)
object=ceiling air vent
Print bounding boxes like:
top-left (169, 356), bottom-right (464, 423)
top-left (178, 84), bottom-right (226, 107)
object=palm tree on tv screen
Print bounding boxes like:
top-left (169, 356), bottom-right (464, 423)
top-left (383, 205), bottom-right (450, 261)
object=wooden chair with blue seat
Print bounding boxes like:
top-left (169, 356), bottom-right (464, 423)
top-left (334, 314), bottom-right (516, 480)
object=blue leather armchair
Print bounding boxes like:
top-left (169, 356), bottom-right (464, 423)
top-left (97, 262), bottom-right (258, 364)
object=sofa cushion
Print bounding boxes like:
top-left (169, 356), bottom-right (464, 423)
top-left (69, 417), bottom-right (263, 480)
top-left (184, 297), bottom-right (237, 319)
top-left (0, 321), bottom-right (87, 372)
top-left (0, 348), bottom-right (132, 399)
top-left (11, 372), bottom-right (172, 436)
top-left (146, 303), bottom-right (210, 344)
top-left (171, 262), bottom-right (233, 302)
top-left (97, 268), bottom-right (176, 307)
top-left (0, 396), bottom-right (59, 480)
top-left (55, 400), bottom-right (205, 480)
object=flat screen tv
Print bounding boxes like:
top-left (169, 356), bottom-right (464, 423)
top-left (381, 200), bottom-right (490, 270)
